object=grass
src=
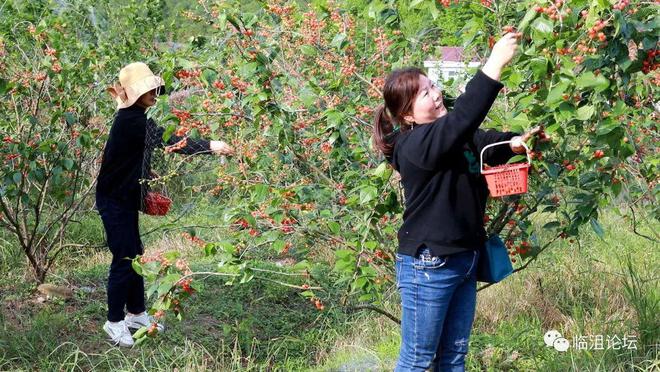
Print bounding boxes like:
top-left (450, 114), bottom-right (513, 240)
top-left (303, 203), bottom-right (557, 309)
top-left (314, 209), bottom-right (660, 371)
top-left (0, 206), bottom-right (658, 371)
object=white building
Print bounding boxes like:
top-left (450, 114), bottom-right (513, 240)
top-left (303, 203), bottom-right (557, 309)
top-left (424, 47), bottom-right (481, 87)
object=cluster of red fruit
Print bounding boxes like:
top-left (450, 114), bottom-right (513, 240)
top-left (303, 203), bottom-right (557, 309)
top-left (587, 19), bottom-right (608, 42)
top-left (320, 142), bottom-right (333, 154)
top-left (301, 137), bottom-right (321, 147)
top-left (534, 0), bottom-right (570, 21)
top-left (3, 136), bottom-right (18, 144)
top-left (642, 50), bottom-right (658, 74)
top-left (373, 28), bottom-right (393, 55)
top-left (612, 0), bottom-right (629, 11)
top-left (266, 4), bottom-right (294, 16)
top-left (438, 0), bottom-right (459, 7)
top-left (310, 297), bottom-right (324, 311)
top-left (43, 45), bottom-right (61, 73)
top-left (340, 55), bottom-right (357, 79)
top-left (175, 69), bottom-right (201, 79)
top-left (181, 232), bottom-right (205, 247)
top-left (235, 218), bottom-right (250, 229)
top-left (280, 217), bottom-right (297, 234)
top-left (562, 159), bottom-right (576, 171)
top-left (146, 322), bottom-right (160, 336)
top-left (172, 108), bottom-right (191, 123)
top-left (164, 138), bottom-right (188, 153)
top-left (230, 76), bottom-right (249, 93)
top-left (374, 249), bottom-right (390, 260)
top-left (178, 277), bottom-right (194, 295)
top-left (301, 10), bottom-right (326, 45)
top-left (4, 153), bottom-right (19, 162)
top-left (508, 241), bottom-right (531, 262)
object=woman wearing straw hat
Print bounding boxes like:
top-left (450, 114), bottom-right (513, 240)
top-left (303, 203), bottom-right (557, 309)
top-left (96, 62), bottom-right (233, 347)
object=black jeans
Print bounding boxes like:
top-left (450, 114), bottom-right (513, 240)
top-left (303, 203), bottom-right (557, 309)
top-left (96, 195), bottom-right (145, 322)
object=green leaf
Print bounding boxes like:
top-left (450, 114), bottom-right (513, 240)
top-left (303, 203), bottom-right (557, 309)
top-left (272, 240), bottom-right (286, 253)
top-left (543, 221), bottom-right (561, 229)
top-left (64, 112), bottom-right (76, 126)
top-left (300, 45), bottom-right (316, 56)
top-left (547, 83), bottom-right (569, 105)
top-left (576, 72), bottom-right (610, 93)
top-left (528, 58), bottom-right (549, 79)
top-left (0, 78), bottom-right (12, 95)
top-left (201, 69), bottom-right (218, 87)
top-left (133, 326), bottom-right (148, 340)
top-left (335, 249), bottom-right (355, 260)
top-left (372, 162), bottom-right (392, 180)
top-left (517, 7), bottom-right (539, 33)
top-left (252, 184), bottom-right (269, 203)
top-left (576, 105), bottom-right (595, 121)
top-left (507, 155), bottom-right (527, 164)
top-left (299, 87), bottom-right (316, 107)
top-left (62, 158), bottom-right (74, 170)
top-left (132, 259), bottom-right (143, 276)
top-left (204, 243), bottom-right (217, 256)
top-left (531, 17), bottom-right (554, 36)
top-left (359, 186), bottom-right (378, 204)
top-left (12, 172), bottom-right (22, 185)
top-left (328, 221), bottom-right (340, 234)
top-left (330, 33), bottom-right (347, 49)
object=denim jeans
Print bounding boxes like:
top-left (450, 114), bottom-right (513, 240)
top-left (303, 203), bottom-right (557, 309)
top-left (394, 248), bottom-right (479, 372)
top-left (96, 195), bottom-right (146, 322)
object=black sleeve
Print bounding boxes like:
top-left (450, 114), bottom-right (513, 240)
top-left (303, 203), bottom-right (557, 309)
top-left (473, 129), bottom-right (519, 166)
top-left (403, 70), bottom-right (504, 170)
top-left (149, 120), bottom-right (212, 155)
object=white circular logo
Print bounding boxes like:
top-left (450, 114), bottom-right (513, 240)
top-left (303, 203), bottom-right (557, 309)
top-left (544, 329), bottom-right (562, 347)
top-left (553, 337), bottom-right (570, 352)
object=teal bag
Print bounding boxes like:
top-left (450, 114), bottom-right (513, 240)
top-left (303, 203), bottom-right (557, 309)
top-left (476, 235), bottom-right (513, 283)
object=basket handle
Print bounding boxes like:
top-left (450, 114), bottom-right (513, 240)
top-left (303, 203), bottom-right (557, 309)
top-left (480, 140), bottom-right (531, 173)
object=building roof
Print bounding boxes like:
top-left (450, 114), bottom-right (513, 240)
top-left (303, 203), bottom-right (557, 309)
top-left (425, 47), bottom-right (480, 63)
top-left (441, 47), bottom-right (465, 62)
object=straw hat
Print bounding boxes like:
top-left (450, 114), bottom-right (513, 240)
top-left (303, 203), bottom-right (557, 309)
top-left (107, 62), bottom-right (165, 109)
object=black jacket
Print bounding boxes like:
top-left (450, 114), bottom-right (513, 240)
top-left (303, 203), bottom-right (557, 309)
top-left (96, 105), bottom-right (210, 210)
top-left (391, 70), bottom-right (518, 257)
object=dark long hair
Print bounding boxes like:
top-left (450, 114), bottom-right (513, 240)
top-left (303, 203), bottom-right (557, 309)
top-left (372, 67), bottom-right (425, 158)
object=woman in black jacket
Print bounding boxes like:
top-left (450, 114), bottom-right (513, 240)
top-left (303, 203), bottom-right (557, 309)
top-left (97, 62), bottom-right (233, 347)
top-left (371, 34), bottom-right (540, 371)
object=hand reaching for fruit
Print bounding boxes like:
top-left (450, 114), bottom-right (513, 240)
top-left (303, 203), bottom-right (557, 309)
top-left (210, 140), bottom-right (234, 156)
top-left (510, 126), bottom-right (544, 154)
top-left (482, 33), bottom-right (521, 81)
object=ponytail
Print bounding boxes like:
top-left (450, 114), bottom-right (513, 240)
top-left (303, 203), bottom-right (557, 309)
top-left (371, 67), bottom-right (425, 160)
top-left (372, 105), bottom-right (397, 158)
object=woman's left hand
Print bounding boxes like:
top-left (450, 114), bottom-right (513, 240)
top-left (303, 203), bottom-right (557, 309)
top-left (510, 126), bottom-right (542, 154)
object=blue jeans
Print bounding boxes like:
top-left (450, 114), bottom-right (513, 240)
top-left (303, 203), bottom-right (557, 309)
top-left (394, 248), bottom-right (479, 372)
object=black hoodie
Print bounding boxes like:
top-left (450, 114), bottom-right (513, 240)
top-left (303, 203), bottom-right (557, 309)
top-left (96, 105), bottom-right (210, 210)
top-left (391, 70), bottom-right (518, 257)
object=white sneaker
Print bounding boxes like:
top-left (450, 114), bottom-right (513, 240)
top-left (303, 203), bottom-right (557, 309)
top-left (124, 312), bottom-right (165, 332)
top-left (103, 320), bottom-right (134, 347)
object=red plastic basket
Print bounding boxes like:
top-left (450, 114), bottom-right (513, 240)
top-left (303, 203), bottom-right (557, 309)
top-left (480, 140), bottom-right (531, 197)
top-left (143, 192), bottom-right (172, 216)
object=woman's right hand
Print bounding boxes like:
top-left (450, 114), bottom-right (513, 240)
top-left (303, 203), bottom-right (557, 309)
top-left (210, 140), bottom-right (234, 156)
top-left (482, 33), bottom-right (521, 81)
